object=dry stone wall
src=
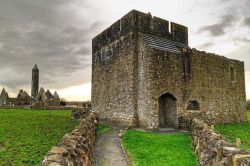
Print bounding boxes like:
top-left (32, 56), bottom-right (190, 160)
top-left (41, 113), bottom-right (98, 166)
top-left (190, 118), bottom-right (250, 166)
top-left (71, 107), bottom-right (90, 120)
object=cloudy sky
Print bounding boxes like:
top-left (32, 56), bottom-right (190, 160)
top-left (0, 0), bottom-right (250, 101)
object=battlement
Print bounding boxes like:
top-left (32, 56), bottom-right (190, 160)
top-left (93, 10), bottom-right (188, 51)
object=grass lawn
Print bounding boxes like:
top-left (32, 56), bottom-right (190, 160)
top-left (215, 111), bottom-right (250, 150)
top-left (0, 109), bottom-right (78, 166)
top-left (122, 130), bottom-right (198, 166)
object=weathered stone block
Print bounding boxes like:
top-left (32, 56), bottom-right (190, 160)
top-left (233, 154), bottom-right (250, 166)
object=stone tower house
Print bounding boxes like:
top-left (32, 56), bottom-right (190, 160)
top-left (31, 64), bottom-right (39, 98)
top-left (92, 10), bottom-right (247, 129)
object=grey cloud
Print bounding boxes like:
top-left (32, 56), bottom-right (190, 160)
top-left (243, 17), bottom-right (250, 27)
top-left (197, 42), bottom-right (214, 50)
top-left (0, 0), bottom-right (104, 93)
top-left (233, 37), bottom-right (250, 45)
top-left (198, 14), bottom-right (238, 36)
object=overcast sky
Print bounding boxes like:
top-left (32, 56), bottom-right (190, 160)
top-left (0, 0), bottom-right (250, 101)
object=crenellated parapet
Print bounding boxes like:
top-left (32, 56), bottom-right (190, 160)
top-left (92, 10), bottom-right (188, 51)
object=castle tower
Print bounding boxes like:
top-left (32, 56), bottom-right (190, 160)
top-left (92, 10), bottom-right (246, 129)
top-left (31, 64), bottom-right (39, 98)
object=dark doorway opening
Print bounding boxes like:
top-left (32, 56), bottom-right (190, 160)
top-left (159, 93), bottom-right (178, 128)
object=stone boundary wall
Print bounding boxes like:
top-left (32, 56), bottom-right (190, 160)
top-left (0, 105), bottom-right (28, 109)
top-left (34, 106), bottom-right (85, 111)
top-left (41, 113), bottom-right (98, 166)
top-left (191, 118), bottom-right (250, 166)
top-left (71, 108), bottom-right (90, 120)
top-left (0, 105), bottom-right (84, 111)
top-left (30, 105), bottom-right (77, 110)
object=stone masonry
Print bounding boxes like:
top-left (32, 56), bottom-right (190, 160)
top-left (41, 113), bottom-right (98, 166)
top-left (92, 10), bottom-right (247, 129)
top-left (190, 118), bottom-right (250, 166)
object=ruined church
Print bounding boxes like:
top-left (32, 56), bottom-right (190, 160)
top-left (92, 10), bottom-right (247, 129)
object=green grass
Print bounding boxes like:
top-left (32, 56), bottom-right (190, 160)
top-left (215, 111), bottom-right (250, 150)
top-left (122, 130), bottom-right (198, 166)
top-left (96, 123), bottom-right (111, 136)
top-left (0, 109), bottom-right (79, 166)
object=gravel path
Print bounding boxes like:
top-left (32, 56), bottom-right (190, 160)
top-left (91, 126), bottom-right (129, 166)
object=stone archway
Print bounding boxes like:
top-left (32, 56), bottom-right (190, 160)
top-left (159, 93), bottom-right (178, 128)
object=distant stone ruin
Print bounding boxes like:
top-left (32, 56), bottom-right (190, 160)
top-left (92, 10), bottom-right (247, 129)
top-left (0, 88), bottom-right (9, 105)
top-left (17, 89), bottom-right (31, 99)
top-left (0, 64), bottom-right (60, 107)
top-left (31, 64), bottom-right (39, 98)
top-left (32, 87), bottom-right (60, 108)
top-left (31, 65), bottom-right (60, 106)
top-left (0, 88), bottom-right (31, 106)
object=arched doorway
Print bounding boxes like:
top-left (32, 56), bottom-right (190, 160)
top-left (159, 93), bottom-right (178, 128)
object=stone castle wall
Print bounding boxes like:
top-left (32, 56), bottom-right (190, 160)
top-left (92, 32), bottom-right (138, 126)
top-left (188, 49), bottom-right (246, 124)
top-left (136, 44), bottom-right (246, 129)
top-left (137, 38), bottom-right (185, 129)
top-left (92, 10), bottom-right (189, 127)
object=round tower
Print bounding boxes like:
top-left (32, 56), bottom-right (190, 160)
top-left (31, 64), bottom-right (39, 98)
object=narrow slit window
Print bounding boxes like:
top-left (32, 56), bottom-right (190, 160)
top-left (182, 47), bottom-right (191, 76)
top-left (101, 48), bottom-right (107, 63)
top-left (230, 66), bottom-right (236, 81)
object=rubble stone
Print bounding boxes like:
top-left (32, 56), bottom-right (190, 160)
top-left (189, 117), bottom-right (250, 166)
top-left (41, 113), bottom-right (98, 166)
